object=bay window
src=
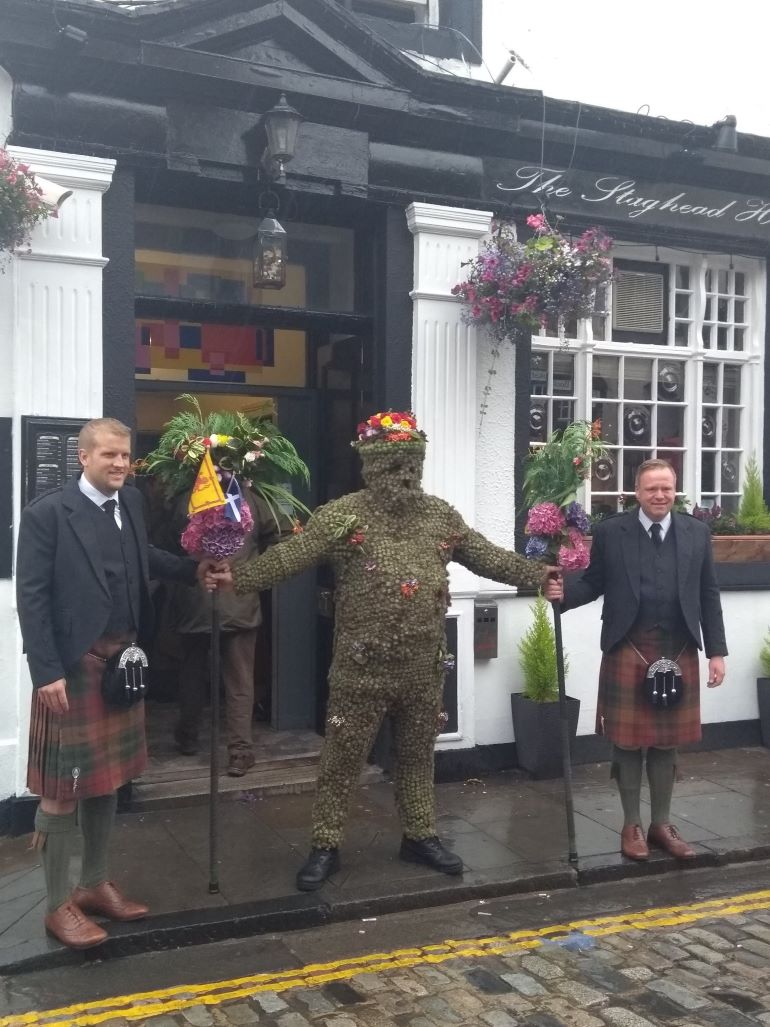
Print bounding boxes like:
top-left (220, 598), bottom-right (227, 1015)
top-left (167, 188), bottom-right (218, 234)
top-left (530, 245), bottom-right (765, 515)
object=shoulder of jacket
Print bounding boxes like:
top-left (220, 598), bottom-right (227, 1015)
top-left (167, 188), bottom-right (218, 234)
top-left (592, 512), bottom-right (626, 533)
top-left (23, 487), bottom-right (65, 512)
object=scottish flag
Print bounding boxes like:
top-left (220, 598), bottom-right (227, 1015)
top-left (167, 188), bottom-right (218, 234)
top-left (223, 475), bottom-right (243, 523)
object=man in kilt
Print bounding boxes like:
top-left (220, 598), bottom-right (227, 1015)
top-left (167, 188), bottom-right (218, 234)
top-left (545, 459), bottom-right (726, 862)
top-left (17, 418), bottom-right (206, 949)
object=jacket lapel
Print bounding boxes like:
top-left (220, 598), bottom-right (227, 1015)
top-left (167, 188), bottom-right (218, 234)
top-left (119, 487), bottom-right (150, 586)
top-left (620, 512), bottom-right (641, 601)
top-left (673, 512), bottom-right (694, 601)
top-left (63, 477), bottom-right (111, 599)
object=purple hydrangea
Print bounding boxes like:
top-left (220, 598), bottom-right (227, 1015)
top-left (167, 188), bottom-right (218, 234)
top-left (525, 535), bottom-right (550, 559)
top-left (564, 501), bottom-right (590, 534)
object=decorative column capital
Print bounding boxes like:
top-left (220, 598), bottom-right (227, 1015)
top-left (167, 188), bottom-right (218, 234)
top-left (406, 203), bottom-right (493, 239)
top-left (6, 147), bottom-right (116, 193)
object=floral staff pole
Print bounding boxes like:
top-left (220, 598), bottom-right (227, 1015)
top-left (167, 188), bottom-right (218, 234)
top-left (523, 420), bottom-right (606, 864)
top-left (141, 395), bottom-right (311, 893)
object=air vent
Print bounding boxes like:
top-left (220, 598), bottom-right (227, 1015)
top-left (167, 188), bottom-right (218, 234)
top-left (613, 270), bottom-right (665, 333)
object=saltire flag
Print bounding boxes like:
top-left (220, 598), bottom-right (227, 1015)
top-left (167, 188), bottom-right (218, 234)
top-left (223, 475), bottom-right (243, 523)
top-left (188, 449), bottom-right (226, 515)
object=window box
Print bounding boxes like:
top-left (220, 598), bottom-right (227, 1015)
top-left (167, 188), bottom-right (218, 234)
top-left (712, 535), bottom-right (770, 563)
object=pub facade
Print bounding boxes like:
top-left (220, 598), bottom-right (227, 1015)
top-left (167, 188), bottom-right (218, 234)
top-left (1, 0), bottom-right (769, 824)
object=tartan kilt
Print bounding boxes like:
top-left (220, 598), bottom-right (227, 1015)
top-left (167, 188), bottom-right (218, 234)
top-left (597, 628), bottom-right (701, 748)
top-left (27, 650), bottom-right (147, 801)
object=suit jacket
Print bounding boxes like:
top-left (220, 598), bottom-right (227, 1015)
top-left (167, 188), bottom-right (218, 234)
top-left (563, 511), bottom-right (727, 658)
top-left (16, 476), bottom-right (198, 687)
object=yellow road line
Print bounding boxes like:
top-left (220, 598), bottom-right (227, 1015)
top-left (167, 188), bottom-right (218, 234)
top-left (5, 886), bottom-right (770, 1027)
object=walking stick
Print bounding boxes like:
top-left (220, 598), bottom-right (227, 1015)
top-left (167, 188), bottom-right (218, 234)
top-left (208, 589), bottom-right (221, 894)
top-left (551, 601), bottom-right (579, 864)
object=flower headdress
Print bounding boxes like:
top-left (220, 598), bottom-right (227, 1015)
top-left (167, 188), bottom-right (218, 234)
top-left (140, 394), bottom-right (311, 546)
top-left (522, 420), bottom-right (605, 572)
top-left (353, 411), bottom-right (426, 447)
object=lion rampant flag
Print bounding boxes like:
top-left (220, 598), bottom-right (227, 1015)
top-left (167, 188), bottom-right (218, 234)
top-left (188, 449), bottom-right (226, 515)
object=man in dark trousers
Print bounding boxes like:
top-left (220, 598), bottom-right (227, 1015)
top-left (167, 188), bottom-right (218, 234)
top-left (17, 417), bottom-right (206, 950)
top-left (545, 458), bottom-right (727, 861)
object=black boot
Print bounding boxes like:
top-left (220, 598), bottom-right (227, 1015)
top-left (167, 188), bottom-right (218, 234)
top-left (399, 835), bottom-right (463, 875)
top-left (296, 848), bottom-right (340, 892)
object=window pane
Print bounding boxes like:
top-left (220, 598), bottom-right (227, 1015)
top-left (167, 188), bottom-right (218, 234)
top-left (674, 322), bottom-right (690, 346)
top-left (553, 401), bottom-right (575, 431)
top-left (717, 326), bottom-right (729, 349)
top-left (529, 400), bottom-right (547, 442)
top-left (721, 454), bottom-right (740, 490)
top-left (703, 325), bottom-right (713, 349)
top-left (717, 298), bottom-right (729, 322)
top-left (734, 327), bottom-right (745, 351)
top-left (705, 270), bottom-right (713, 291)
top-left (718, 269), bottom-right (729, 293)
top-left (675, 266), bottom-right (690, 289)
top-left (593, 356), bottom-right (619, 398)
top-left (657, 361), bottom-right (685, 401)
top-left (592, 401), bottom-right (619, 445)
top-left (722, 494), bottom-right (739, 513)
top-left (623, 405), bottom-right (652, 445)
top-left (658, 450), bottom-right (683, 483)
top-left (624, 358), bottom-right (652, 400)
top-left (701, 452), bottom-right (715, 492)
top-left (723, 365), bottom-right (742, 404)
top-left (657, 406), bottom-right (684, 445)
top-left (553, 352), bottom-right (575, 395)
top-left (703, 365), bottom-right (719, 401)
top-left (734, 300), bottom-right (746, 324)
top-left (722, 408), bottom-right (741, 447)
top-left (592, 451), bottom-right (618, 491)
top-left (531, 352), bottom-right (548, 394)
top-left (675, 294), bottom-right (690, 318)
top-left (735, 271), bottom-right (745, 295)
top-left (702, 407), bottom-right (718, 447)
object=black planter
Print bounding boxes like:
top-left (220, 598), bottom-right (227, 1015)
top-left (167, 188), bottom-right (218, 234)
top-left (758, 678), bottom-right (770, 747)
top-left (510, 693), bottom-right (581, 780)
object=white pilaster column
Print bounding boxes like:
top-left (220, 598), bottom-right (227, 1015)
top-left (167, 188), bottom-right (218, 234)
top-left (406, 203), bottom-right (493, 752)
top-left (1, 147), bottom-right (115, 800)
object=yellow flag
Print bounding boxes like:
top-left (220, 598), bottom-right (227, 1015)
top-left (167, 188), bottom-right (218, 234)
top-left (188, 449), bottom-right (225, 515)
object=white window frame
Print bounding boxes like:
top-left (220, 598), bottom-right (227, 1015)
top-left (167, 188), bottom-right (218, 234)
top-left (355, 0), bottom-right (439, 24)
top-left (531, 243), bottom-right (766, 512)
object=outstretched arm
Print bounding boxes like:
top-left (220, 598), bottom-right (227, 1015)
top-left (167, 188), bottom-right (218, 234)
top-left (232, 511), bottom-right (334, 593)
top-left (453, 526), bottom-right (549, 591)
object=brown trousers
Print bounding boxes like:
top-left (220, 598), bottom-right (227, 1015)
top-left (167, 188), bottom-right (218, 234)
top-left (177, 630), bottom-right (259, 752)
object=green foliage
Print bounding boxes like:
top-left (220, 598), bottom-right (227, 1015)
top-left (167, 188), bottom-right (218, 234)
top-left (737, 456), bottom-right (770, 533)
top-left (517, 593), bottom-right (567, 703)
top-left (523, 420), bottom-right (606, 509)
top-left (140, 394), bottom-right (311, 525)
top-left (760, 629), bottom-right (770, 678)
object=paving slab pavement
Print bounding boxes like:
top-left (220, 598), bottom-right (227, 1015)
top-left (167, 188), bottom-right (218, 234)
top-left (3, 747), bottom-right (770, 976)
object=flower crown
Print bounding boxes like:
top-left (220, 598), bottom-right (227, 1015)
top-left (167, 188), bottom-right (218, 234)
top-left (354, 411), bottom-right (425, 445)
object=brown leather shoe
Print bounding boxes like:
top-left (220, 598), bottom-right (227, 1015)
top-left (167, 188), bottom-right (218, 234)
top-left (647, 823), bottom-right (696, 860)
top-left (620, 824), bottom-right (649, 861)
top-left (72, 881), bottom-right (149, 921)
top-left (44, 900), bottom-right (107, 949)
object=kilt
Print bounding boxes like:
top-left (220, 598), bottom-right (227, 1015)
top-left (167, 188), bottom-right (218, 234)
top-left (27, 643), bottom-right (147, 801)
top-left (597, 628), bottom-right (701, 748)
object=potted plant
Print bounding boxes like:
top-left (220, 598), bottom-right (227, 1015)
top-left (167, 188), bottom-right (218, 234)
top-left (0, 148), bottom-right (53, 258)
top-left (757, 629), bottom-right (770, 748)
top-left (696, 457), bottom-right (770, 563)
top-left (511, 593), bottom-right (580, 779)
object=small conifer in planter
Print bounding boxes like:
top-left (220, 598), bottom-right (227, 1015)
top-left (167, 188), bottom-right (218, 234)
top-left (736, 457), bottom-right (770, 534)
top-left (511, 593), bottom-right (579, 778)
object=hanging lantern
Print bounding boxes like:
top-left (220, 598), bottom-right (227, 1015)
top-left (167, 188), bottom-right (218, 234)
top-left (253, 210), bottom-right (287, 289)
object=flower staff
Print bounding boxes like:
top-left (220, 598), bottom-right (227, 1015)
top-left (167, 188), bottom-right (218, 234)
top-left (141, 395), bottom-right (310, 892)
top-left (522, 420), bottom-right (606, 863)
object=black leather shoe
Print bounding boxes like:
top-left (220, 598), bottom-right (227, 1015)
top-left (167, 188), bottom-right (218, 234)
top-left (296, 848), bottom-right (340, 891)
top-left (399, 835), bottom-right (463, 875)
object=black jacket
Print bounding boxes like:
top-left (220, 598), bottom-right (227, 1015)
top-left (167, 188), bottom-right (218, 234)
top-left (16, 477), bottom-right (197, 687)
top-left (563, 511), bottom-right (727, 657)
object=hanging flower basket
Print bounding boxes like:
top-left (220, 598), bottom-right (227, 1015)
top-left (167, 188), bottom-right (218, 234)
top-left (452, 213), bottom-right (613, 342)
top-left (0, 149), bottom-right (53, 256)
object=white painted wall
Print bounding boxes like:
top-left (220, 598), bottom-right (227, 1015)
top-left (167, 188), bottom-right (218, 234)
top-left (0, 139), bottom-right (115, 801)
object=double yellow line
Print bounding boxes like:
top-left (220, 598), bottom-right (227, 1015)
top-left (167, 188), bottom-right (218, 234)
top-left (6, 887), bottom-right (770, 1027)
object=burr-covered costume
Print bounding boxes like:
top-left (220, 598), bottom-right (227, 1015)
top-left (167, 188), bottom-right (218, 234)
top-left (234, 413), bottom-right (543, 854)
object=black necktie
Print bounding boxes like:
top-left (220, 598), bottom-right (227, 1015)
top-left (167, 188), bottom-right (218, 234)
top-left (650, 522), bottom-right (662, 548)
top-left (102, 498), bottom-right (120, 530)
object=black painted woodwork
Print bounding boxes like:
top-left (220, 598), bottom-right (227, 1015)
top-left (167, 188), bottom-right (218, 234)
top-left (103, 166), bottom-right (136, 429)
top-left (0, 419), bottom-right (12, 579)
top-left (373, 206), bottom-right (413, 412)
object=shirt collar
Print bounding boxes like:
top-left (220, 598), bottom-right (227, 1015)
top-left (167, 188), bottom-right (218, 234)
top-left (638, 508), bottom-right (671, 536)
top-left (78, 473), bottom-right (119, 507)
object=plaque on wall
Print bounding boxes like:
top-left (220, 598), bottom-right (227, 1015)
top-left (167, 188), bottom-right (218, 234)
top-left (22, 417), bottom-right (87, 508)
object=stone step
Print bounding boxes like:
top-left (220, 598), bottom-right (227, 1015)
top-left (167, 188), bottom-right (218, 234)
top-left (140, 752), bottom-right (322, 785)
top-left (130, 761), bottom-right (383, 811)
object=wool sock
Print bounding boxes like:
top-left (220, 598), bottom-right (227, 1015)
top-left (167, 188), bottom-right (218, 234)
top-left (610, 745), bottom-right (643, 827)
top-left (647, 746), bottom-right (677, 826)
top-left (78, 793), bottom-right (117, 888)
top-left (33, 807), bottom-right (78, 913)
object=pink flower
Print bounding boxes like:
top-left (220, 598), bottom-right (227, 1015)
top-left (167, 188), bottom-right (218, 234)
top-left (558, 540), bottom-right (590, 571)
top-left (526, 502), bottom-right (566, 535)
top-left (527, 214), bottom-right (546, 230)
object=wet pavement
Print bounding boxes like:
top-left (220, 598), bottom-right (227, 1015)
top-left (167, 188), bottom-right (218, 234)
top-left (3, 747), bottom-right (770, 976)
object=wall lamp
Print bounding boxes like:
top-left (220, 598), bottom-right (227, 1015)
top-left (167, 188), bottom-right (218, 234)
top-left (260, 94), bottom-right (303, 185)
top-left (712, 114), bottom-right (738, 153)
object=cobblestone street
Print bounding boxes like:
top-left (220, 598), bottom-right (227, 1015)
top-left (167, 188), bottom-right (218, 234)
top-left (7, 870), bottom-right (770, 1027)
